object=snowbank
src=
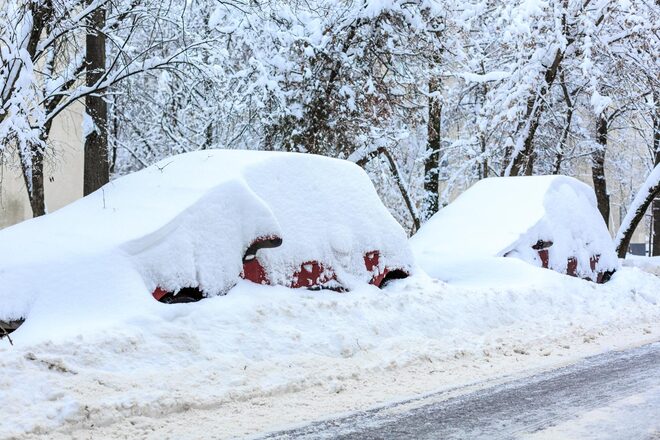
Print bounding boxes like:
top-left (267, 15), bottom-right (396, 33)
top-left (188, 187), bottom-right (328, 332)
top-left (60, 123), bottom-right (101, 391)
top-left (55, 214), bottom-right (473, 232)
top-left (621, 256), bottom-right (660, 277)
top-left (411, 175), bottom-right (618, 281)
top-left (0, 150), bottom-right (412, 341)
top-left (1, 262), bottom-right (659, 439)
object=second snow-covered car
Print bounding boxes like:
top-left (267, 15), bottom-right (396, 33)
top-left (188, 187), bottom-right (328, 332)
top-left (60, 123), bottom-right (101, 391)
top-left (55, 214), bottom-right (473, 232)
top-left (411, 175), bottom-right (618, 283)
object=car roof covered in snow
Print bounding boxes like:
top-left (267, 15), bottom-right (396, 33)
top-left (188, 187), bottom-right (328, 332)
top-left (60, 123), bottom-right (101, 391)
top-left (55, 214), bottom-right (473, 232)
top-left (0, 150), bottom-right (412, 332)
top-left (411, 175), bottom-right (617, 268)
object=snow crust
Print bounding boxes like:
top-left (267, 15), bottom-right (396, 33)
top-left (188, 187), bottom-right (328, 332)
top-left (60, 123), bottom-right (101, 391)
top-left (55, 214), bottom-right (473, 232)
top-left (411, 175), bottom-right (619, 279)
top-left (0, 150), bottom-right (412, 339)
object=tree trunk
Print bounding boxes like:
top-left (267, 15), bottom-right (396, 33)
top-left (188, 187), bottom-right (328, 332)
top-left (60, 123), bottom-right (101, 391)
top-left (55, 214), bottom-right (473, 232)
top-left (28, 151), bottom-right (46, 216)
top-left (477, 61), bottom-right (489, 179)
top-left (83, 5), bottom-right (109, 196)
top-left (202, 10), bottom-right (214, 150)
top-left (479, 135), bottom-right (488, 178)
top-left (653, 197), bottom-right (660, 256)
top-left (553, 71), bottom-right (574, 175)
top-left (18, 145), bottom-right (46, 217)
top-left (592, 115), bottom-right (610, 227)
top-left (524, 151), bottom-right (535, 176)
top-left (652, 91), bottom-right (660, 256)
top-left (424, 78), bottom-right (442, 219)
top-left (509, 0), bottom-right (572, 176)
top-left (11, 2), bottom-right (53, 217)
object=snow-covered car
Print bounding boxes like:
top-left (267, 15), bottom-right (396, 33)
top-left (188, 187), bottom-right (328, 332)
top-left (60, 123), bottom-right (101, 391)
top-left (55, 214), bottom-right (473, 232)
top-left (411, 175), bottom-right (618, 283)
top-left (0, 150), bottom-right (413, 338)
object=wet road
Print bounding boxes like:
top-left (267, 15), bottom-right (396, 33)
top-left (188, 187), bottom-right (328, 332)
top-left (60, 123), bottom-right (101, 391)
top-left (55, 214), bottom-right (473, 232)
top-left (262, 342), bottom-right (660, 439)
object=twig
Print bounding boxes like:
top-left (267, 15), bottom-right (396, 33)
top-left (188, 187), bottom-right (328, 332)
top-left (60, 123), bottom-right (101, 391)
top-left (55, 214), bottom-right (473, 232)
top-left (1, 326), bottom-right (14, 346)
top-left (155, 160), bottom-right (174, 173)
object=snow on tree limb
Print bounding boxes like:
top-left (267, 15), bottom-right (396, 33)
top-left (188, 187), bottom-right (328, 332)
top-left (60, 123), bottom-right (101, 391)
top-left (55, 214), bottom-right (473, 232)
top-left (615, 163), bottom-right (660, 258)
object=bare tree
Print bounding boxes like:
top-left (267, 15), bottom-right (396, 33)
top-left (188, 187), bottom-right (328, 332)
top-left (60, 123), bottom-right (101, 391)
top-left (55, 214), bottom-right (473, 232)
top-left (0, 0), bottom-right (203, 216)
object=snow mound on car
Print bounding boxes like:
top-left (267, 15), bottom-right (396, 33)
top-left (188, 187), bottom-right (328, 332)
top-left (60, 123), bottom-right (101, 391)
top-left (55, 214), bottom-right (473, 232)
top-left (411, 175), bottom-right (618, 279)
top-left (239, 155), bottom-right (412, 286)
top-left (0, 150), bottom-right (412, 341)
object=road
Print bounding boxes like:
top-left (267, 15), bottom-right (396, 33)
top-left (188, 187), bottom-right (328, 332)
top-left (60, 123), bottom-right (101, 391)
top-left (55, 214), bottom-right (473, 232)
top-left (262, 342), bottom-right (660, 439)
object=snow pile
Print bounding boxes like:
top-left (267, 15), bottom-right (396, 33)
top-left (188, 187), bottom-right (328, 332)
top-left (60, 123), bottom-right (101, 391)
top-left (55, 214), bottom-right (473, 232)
top-left (1, 263), bottom-right (659, 438)
top-left (0, 150), bottom-right (412, 341)
top-left (411, 175), bottom-right (618, 280)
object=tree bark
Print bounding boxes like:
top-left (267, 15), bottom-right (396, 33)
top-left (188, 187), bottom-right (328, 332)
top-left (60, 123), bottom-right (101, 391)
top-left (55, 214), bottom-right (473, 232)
top-left (28, 151), bottom-right (46, 216)
top-left (653, 197), bottom-right (660, 256)
top-left (479, 135), bottom-right (488, 178)
top-left (202, 10), bottom-right (214, 150)
top-left (83, 5), bottom-right (109, 196)
top-left (17, 143), bottom-right (46, 217)
top-left (592, 115), bottom-right (610, 227)
top-left (424, 78), bottom-right (442, 219)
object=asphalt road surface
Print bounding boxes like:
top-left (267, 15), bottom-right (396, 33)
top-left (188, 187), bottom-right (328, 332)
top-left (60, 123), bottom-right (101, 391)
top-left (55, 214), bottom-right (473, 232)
top-left (263, 342), bottom-right (660, 439)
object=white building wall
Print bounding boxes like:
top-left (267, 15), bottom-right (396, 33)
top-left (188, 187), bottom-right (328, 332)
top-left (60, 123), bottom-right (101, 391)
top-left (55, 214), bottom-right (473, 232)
top-left (0, 103), bottom-right (83, 228)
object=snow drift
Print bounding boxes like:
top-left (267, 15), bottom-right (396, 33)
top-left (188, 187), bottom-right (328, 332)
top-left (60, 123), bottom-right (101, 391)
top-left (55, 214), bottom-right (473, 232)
top-left (0, 150), bottom-right (412, 341)
top-left (1, 263), bottom-right (659, 439)
top-left (411, 175), bottom-right (619, 281)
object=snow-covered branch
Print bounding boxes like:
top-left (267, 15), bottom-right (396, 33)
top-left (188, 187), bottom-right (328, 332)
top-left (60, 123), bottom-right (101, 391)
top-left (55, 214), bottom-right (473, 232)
top-left (615, 163), bottom-right (660, 257)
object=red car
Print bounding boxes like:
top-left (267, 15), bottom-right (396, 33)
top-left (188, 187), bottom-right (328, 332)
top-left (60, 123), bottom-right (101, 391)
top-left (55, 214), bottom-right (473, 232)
top-left (146, 151), bottom-right (413, 302)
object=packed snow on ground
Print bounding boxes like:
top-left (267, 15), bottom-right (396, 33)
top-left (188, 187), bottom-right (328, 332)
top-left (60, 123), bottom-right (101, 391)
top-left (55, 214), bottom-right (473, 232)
top-left (411, 175), bottom-right (618, 280)
top-left (0, 150), bottom-right (412, 342)
top-left (528, 384), bottom-right (660, 440)
top-left (1, 259), bottom-right (659, 439)
top-left (621, 255), bottom-right (660, 277)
